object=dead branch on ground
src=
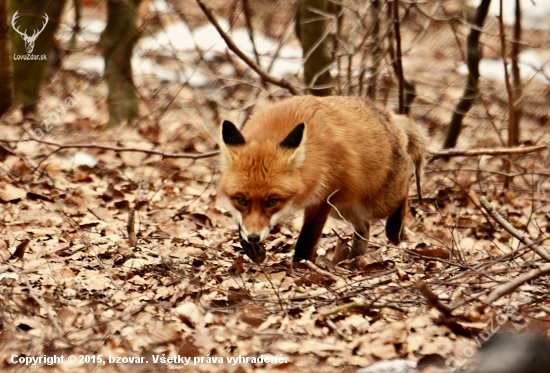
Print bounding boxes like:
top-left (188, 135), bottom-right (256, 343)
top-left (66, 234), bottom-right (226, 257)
top-left (482, 264), bottom-right (550, 305)
top-left (0, 137), bottom-right (220, 173)
top-left (479, 196), bottom-right (550, 262)
top-left (415, 278), bottom-right (454, 315)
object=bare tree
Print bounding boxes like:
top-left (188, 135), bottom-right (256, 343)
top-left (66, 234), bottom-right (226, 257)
top-left (9, 0), bottom-right (66, 113)
top-left (510, 0), bottom-right (522, 146)
top-left (0, 0), bottom-right (13, 116)
top-left (296, 0), bottom-right (332, 96)
top-left (100, 0), bottom-right (142, 127)
top-left (442, 0), bottom-right (491, 149)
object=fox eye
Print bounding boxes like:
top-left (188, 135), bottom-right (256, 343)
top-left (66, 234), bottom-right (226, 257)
top-left (236, 197), bottom-right (247, 206)
top-left (266, 199), bottom-right (278, 207)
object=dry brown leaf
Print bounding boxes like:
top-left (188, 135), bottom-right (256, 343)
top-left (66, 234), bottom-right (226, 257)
top-left (0, 184), bottom-right (26, 202)
top-left (173, 302), bottom-right (203, 327)
top-left (170, 247), bottom-right (204, 258)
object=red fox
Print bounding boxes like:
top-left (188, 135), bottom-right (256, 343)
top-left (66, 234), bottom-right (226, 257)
top-left (218, 95), bottom-right (427, 263)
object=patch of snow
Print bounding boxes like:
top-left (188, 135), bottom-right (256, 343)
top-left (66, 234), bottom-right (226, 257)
top-left (132, 55), bottom-right (207, 86)
top-left (467, 0), bottom-right (550, 30)
top-left (64, 53), bottom-right (207, 86)
top-left (71, 152), bottom-right (98, 167)
top-left (64, 16), bottom-right (303, 85)
top-left (139, 22), bottom-right (195, 55)
top-left (457, 49), bottom-right (550, 84)
top-left (139, 18), bottom-right (303, 76)
top-left (63, 55), bottom-right (105, 76)
top-left (149, 0), bottom-right (173, 13)
top-left (57, 18), bottom-right (106, 43)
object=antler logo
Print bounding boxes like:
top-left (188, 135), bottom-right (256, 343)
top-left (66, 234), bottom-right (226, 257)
top-left (11, 11), bottom-right (49, 54)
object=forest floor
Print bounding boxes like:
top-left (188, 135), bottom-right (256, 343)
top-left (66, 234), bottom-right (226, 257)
top-left (1, 0), bottom-right (550, 372)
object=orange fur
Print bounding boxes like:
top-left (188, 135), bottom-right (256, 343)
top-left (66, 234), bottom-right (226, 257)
top-left (218, 95), bottom-right (427, 263)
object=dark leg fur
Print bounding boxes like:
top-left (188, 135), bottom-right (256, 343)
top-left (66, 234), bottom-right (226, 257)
top-left (292, 203), bottom-right (331, 262)
top-left (349, 221), bottom-right (370, 259)
top-left (385, 198), bottom-right (407, 245)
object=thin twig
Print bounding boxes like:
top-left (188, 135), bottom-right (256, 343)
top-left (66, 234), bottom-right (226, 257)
top-left (430, 145), bottom-right (547, 160)
top-left (319, 300), bottom-right (404, 316)
top-left (195, 0), bottom-right (300, 96)
top-left (326, 189), bottom-right (367, 241)
top-left (326, 319), bottom-right (347, 339)
top-left (479, 195), bottom-right (550, 262)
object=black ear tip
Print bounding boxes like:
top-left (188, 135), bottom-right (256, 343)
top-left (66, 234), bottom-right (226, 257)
top-left (280, 123), bottom-right (305, 149)
top-left (222, 120), bottom-right (246, 146)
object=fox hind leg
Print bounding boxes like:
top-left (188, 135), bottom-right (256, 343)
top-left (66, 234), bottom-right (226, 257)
top-left (385, 198), bottom-right (408, 245)
top-left (349, 220), bottom-right (370, 259)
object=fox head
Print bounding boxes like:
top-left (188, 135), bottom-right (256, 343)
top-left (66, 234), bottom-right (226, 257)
top-left (218, 120), bottom-right (306, 246)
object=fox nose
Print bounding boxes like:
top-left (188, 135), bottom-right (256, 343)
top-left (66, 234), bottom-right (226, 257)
top-left (247, 233), bottom-right (261, 243)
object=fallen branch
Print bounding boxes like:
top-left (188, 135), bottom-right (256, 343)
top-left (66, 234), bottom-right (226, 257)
top-left (196, 0), bottom-right (301, 96)
top-left (4, 140), bottom-right (546, 170)
top-left (0, 137), bottom-right (220, 160)
top-left (430, 144), bottom-right (547, 160)
top-left (482, 263), bottom-right (550, 305)
top-left (416, 278), bottom-right (454, 315)
top-left (304, 260), bottom-right (341, 283)
top-left (479, 196), bottom-right (550, 262)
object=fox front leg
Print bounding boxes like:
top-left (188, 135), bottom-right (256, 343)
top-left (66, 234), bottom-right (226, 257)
top-left (292, 202), bottom-right (332, 262)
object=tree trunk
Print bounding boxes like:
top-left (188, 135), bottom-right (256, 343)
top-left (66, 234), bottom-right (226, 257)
top-left (0, 0), bottom-right (13, 116)
top-left (510, 0), bottom-right (522, 146)
top-left (100, 0), bottom-right (141, 127)
top-left (9, 0), bottom-right (66, 113)
top-left (296, 0), bottom-right (332, 97)
top-left (366, 0), bottom-right (381, 101)
top-left (443, 0), bottom-right (491, 149)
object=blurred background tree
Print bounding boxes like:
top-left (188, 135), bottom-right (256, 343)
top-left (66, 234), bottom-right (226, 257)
top-left (9, 0), bottom-right (66, 113)
top-left (0, 0), bottom-right (13, 116)
top-left (296, 0), bottom-right (333, 96)
top-left (101, 0), bottom-right (141, 127)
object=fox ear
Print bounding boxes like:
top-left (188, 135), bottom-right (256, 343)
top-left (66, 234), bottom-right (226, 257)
top-left (280, 123), bottom-right (306, 170)
top-left (221, 120), bottom-right (246, 146)
top-left (220, 120), bottom-right (245, 167)
top-left (280, 123), bottom-right (305, 149)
